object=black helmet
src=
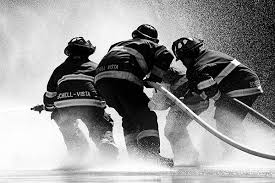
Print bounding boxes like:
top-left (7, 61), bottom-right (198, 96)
top-left (64, 37), bottom-right (96, 56)
top-left (132, 24), bottom-right (159, 43)
top-left (172, 37), bottom-right (203, 60)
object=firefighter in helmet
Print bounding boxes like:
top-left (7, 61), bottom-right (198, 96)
top-left (43, 37), bottom-right (118, 162)
top-left (171, 37), bottom-right (263, 158)
top-left (95, 24), bottom-right (174, 167)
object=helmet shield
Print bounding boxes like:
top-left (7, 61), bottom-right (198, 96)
top-left (132, 24), bottom-right (159, 43)
top-left (64, 37), bottom-right (96, 56)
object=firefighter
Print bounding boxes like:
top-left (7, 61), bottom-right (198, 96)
top-left (149, 67), bottom-right (209, 166)
top-left (171, 37), bottom-right (263, 158)
top-left (43, 37), bottom-right (118, 161)
top-left (95, 24), bottom-right (174, 167)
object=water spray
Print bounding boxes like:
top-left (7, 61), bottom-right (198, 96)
top-left (148, 81), bottom-right (275, 160)
top-left (231, 98), bottom-right (275, 129)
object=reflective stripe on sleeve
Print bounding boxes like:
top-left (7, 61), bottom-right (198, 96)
top-left (45, 104), bottom-right (55, 111)
top-left (109, 46), bottom-right (148, 74)
top-left (95, 70), bottom-right (144, 87)
top-left (215, 59), bottom-right (240, 84)
top-left (154, 47), bottom-right (166, 58)
top-left (58, 74), bottom-right (94, 86)
top-left (45, 91), bottom-right (57, 98)
top-left (197, 78), bottom-right (216, 90)
top-left (137, 129), bottom-right (159, 141)
top-left (54, 99), bottom-right (106, 108)
top-left (227, 86), bottom-right (263, 97)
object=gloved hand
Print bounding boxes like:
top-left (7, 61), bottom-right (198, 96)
top-left (180, 92), bottom-right (209, 112)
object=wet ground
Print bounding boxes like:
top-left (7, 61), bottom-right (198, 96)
top-left (1, 166), bottom-right (275, 183)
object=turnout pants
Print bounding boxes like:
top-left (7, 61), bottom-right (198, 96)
top-left (96, 78), bottom-right (160, 157)
top-left (164, 102), bottom-right (208, 166)
top-left (214, 94), bottom-right (260, 157)
top-left (51, 106), bottom-right (116, 158)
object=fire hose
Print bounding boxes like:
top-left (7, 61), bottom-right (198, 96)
top-left (147, 81), bottom-right (275, 160)
top-left (232, 98), bottom-right (275, 129)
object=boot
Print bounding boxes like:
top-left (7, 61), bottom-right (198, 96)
top-left (149, 153), bottom-right (174, 168)
top-left (137, 136), bottom-right (174, 168)
top-left (169, 132), bottom-right (199, 167)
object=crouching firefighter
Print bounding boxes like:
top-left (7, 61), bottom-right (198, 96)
top-left (95, 24), bottom-right (174, 167)
top-left (149, 67), bottom-right (209, 166)
top-left (171, 37), bottom-right (263, 158)
top-left (43, 37), bottom-right (118, 160)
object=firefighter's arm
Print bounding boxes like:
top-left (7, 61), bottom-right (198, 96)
top-left (196, 73), bottom-right (221, 101)
top-left (146, 46), bottom-right (174, 84)
top-left (43, 91), bottom-right (57, 111)
top-left (31, 103), bottom-right (55, 113)
top-left (180, 91), bottom-right (209, 114)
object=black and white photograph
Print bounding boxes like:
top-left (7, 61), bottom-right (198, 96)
top-left (0, 0), bottom-right (274, 182)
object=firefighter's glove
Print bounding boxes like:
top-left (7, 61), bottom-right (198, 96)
top-left (180, 92), bottom-right (209, 112)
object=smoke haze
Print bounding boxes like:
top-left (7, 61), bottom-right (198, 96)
top-left (0, 0), bottom-right (274, 170)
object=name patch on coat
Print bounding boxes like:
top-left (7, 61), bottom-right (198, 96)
top-left (97, 64), bottom-right (119, 72)
top-left (57, 91), bottom-right (91, 99)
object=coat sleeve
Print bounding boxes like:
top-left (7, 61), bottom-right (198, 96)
top-left (195, 71), bottom-right (221, 101)
top-left (148, 46), bottom-right (174, 82)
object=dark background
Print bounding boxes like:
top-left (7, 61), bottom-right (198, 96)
top-left (147, 0), bottom-right (274, 121)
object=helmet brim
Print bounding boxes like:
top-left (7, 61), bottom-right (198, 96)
top-left (64, 44), bottom-right (96, 56)
top-left (172, 37), bottom-right (203, 61)
top-left (132, 30), bottom-right (159, 43)
top-left (64, 46), bottom-right (71, 56)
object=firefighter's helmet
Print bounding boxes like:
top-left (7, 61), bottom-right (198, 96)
top-left (172, 37), bottom-right (203, 60)
top-left (64, 37), bottom-right (96, 56)
top-left (132, 24), bottom-right (159, 43)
